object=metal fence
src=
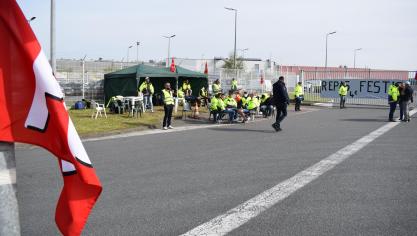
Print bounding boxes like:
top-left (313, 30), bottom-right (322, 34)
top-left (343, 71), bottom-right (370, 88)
top-left (300, 70), bottom-right (417, 106)
top-left (208, 68), bottom-right (299, 94)
top-left (56, 59), bottom-right (169, 105)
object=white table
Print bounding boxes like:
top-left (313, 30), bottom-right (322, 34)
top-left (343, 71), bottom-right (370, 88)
top-left (123, 96), bottom-right (144, 117)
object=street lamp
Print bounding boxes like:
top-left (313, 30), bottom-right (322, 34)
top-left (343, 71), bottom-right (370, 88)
top-left (81, 55), bottom-right (87, 99)
top-left (27, 16), bottom-right (36, 24)
top-left (163, 34), bottom-right (176, 67)
top-left (353, 48), bottom-right (362, 68)
top-left (325, 31), bottom-right (337, 68)
top-left (225, 7), bottom-right (238, 72)
top-left (136, 41), bottom-right (140, 63)
top-left (126, 45), bottom-right (133, 66)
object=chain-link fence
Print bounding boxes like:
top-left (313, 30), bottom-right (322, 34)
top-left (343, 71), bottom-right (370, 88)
top-left (56, 59), bottom-right (145, 105)
top-left (208, 68), bottom-right (299, 94)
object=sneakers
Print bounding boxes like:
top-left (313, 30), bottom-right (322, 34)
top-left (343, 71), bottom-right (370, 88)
top-left (163, 127), bottom-right (168, 130)
top-left (272, 123), bottom-right (282, 132)
top-left (168, 125), bottom-right (174, 129)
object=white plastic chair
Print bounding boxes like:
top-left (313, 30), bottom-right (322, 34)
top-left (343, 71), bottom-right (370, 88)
top-left (91, 101), bottom-right (107, 119)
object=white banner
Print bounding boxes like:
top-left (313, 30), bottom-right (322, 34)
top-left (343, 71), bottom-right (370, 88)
top-left (320, 79), bottom-right (402, 98)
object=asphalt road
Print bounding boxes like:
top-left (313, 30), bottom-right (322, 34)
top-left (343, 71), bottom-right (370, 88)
top-left (15, 106), bottom-right (417, 235)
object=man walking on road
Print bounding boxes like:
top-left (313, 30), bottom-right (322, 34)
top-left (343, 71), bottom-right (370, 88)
top-left (271, 76), bottom-right (289, 132)
top-left (162, 83), bottom-right (175, 130)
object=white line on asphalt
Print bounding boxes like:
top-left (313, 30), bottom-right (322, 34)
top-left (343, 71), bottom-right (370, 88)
top-left (180, 109), bottom-right (417, 236)
top-left (82, 109), bottom-right (318, 143)
top-left (0, 168), bottom-right (16, 186)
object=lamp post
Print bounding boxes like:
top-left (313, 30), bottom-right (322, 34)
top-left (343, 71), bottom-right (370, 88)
top-left (126, 45), bottom-right (133, 66)
top-left (325, 31), bottom-right (337, 69)
top-left (27, 16), bottom-right (36, 24)
top-left (136, 41), bottom-right (140, 63)
top-left (225, 7), bottom-right (238, 72)
top-left (81, 55), bottom-right (87, 99)
top-left (353, 48), bottom-right (362, 68)
top-left (163, 35), bottom-right (176, 67)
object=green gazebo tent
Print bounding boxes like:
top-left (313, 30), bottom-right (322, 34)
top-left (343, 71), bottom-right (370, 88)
top-left (103, 64), bottom-right (208, 104)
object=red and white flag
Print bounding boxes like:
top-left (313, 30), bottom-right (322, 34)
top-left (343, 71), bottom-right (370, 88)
top-left (0, 1), bottom-right (102, 235)
top-left (170, 57), bottom-right (176, 72)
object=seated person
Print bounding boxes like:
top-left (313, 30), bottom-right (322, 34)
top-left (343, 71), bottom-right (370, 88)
top-left (234, 90), bottom-right (248, 123)
top-left (209, 93), bottom-right (221, 123)
top-left (260, 93), bottom-right (273, 117)
top-left (246, 93), bottom-right (258, 112)
top-left (210, 93), bottom-right (235, 123)
top-left (182, 80), bottom-right (192, 97)
top-left (219, 93), bottom-right (236, 123)
top-left (223, 90), bottom-right (238, 120)
top-left (199, 86), bottom-right (209, 107)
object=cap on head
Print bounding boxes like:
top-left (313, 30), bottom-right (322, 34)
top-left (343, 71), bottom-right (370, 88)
top-left (145, 77), bottom-right (150, 81)
top-left (279, 76), bottom-right (284, 81)
top-left (405, 81), bottom-right (410, 85)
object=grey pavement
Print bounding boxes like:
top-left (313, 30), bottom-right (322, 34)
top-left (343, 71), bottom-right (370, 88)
top-left (14, 106), bottom-right (417, 235)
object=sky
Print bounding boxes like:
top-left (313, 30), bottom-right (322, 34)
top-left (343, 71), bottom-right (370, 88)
top-left (17, 0), bottom-right (417, 70)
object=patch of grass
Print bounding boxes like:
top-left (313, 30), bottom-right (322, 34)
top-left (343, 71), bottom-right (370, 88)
top-left (69, 106), bottom-right (210, 137)
top-left (70, 107), bottom-right (163, 137)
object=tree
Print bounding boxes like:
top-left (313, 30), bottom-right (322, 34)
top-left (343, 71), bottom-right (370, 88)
top-left (222, 52), bottom-right (244, 70)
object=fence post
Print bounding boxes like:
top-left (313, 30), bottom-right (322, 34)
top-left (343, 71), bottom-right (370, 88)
top-left (0, 142), bottom-right (20, 236)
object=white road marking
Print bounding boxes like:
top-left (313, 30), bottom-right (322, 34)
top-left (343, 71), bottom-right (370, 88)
top-left (0, 168), bottom-right (16, 186)
top-left (180, 109), bottom-right (417, 236)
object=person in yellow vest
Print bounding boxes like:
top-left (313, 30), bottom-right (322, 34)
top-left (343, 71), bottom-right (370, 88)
top-left (162, 83), bottom-right (175, 130)
top-left (210, 93), bottom-right (221, 123)
top-left (220, 93), bottom-right (236, 123)
top-left (138, 77), bottom-right (155, 112)
top-left (199, 86), bottom-right (209, 107)
top-left (246, 93), bottom-right (258, 111)
top-left (388, 82), bottom-right (400, 122)
top-left (182, 80), bottom-right (192, 96)
top-left (224, 90), bottom-right (242, 121)
top-left (294, 82), bottom-right (304, 111)
top-left (338, 82), bottom-right (348, 109)
top-left (231, 78), bottom-right (238, 91)
top-left (212, 79), bottom-right (222, 94)
top-left (260, 93), bottom-right (273, 117)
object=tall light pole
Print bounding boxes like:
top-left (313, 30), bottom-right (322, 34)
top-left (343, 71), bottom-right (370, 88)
top-left (163, 34), bottom-right (176, 67)
top-left (136, 41), bottom-right (140, 63)
top-left (50, 0), bottom-right (56, 75)
top-left (353, 48), bottom-right (362, 68)
top-left (225, 7), bottom-right (238, 71)
top-left (81, 55), bottom-right (87, 99)
top-left (126, 45), bottom-right (133, 66)
top-left (325, 31), bottom-right (336, 69)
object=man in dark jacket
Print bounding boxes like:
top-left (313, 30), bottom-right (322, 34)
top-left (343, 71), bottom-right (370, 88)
top-left (401, 81), bottom-right (414, 122)
top-left (271, 76), bottom-right (290, 131)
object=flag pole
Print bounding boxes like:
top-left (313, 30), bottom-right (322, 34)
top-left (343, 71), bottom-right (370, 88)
top-left (0, 142), bottom-right (20, 235)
